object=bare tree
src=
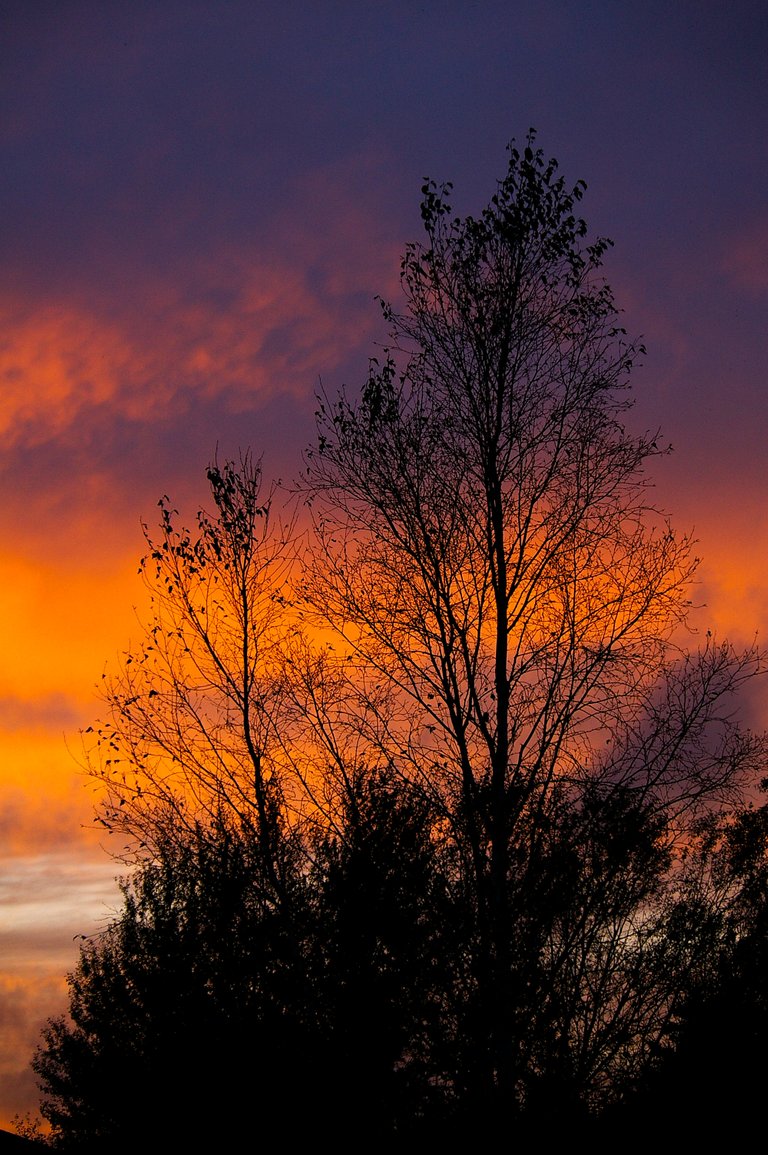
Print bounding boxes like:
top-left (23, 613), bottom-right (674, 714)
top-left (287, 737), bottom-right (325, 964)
top-left (302, 133), bottom-right (766, 1117)
top-left (88, 455), bottom-right (301, 895)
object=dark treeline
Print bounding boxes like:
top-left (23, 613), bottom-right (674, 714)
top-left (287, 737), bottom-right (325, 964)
top-left (31, 136), bottom-right (768, 1149)
top-left (34, 781), bottom-right (768, 1148)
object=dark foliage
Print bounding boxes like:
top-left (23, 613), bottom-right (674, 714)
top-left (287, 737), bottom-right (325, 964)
top-left (34, 778), bottom-right (464, 1149)
top-left (607, 802), bottom-right (768, 1143)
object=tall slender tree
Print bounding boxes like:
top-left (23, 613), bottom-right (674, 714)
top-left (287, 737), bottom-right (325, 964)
top-left (302, 132), bottom-right (765, 1119)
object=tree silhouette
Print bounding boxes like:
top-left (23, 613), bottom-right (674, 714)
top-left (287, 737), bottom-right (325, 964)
top-left (33, 818), bottom-right (314, 1151)
top-left (33, 133), bottom-right (767, 1144)
top-left (35, 783), bottom-right (462, 1148)
top-left (302, 131), bottom-right (766, 1122)
top-left (90, 455), bottom-right (296, 878)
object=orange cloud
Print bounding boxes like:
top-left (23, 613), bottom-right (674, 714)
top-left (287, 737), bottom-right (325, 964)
top-left (0, 301), bottom-right (140, 449)
top-left (0, 550), bottom-right (151, 857)
top-left (0, 760), bottom-right (100, 858)
top-left (0, 226), bottom-right (389, 453)
top-left (0, 552), bottom-right (144, 700)
top-left (693, 531), bottom-right (768, 647)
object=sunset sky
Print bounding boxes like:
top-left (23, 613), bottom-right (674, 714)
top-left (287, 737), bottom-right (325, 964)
top-left (1, 0), bottom-right (767, 1126)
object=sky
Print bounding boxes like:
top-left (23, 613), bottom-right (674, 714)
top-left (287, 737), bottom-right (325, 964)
top-left (1, 0), bottom-right (767, 1127)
